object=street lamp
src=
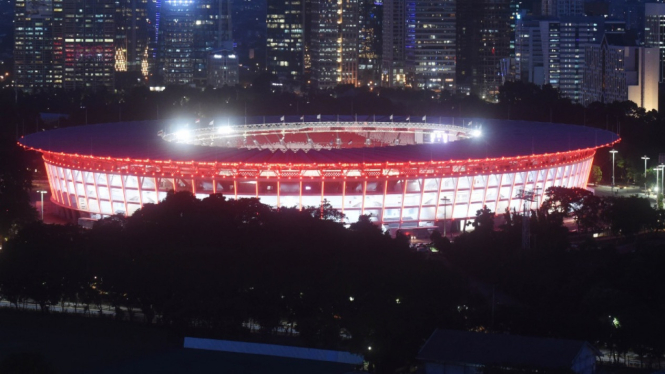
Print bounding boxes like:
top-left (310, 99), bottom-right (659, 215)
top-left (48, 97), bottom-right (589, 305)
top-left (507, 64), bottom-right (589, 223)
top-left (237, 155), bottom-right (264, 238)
top-left (441, 196), bottom-right (451, 239)
top-left (37, 190), bottom-right (47, 221)
top-left (656, 164), bottom-right (665, 197)
top-left (642, 155), bottom-right (650, 195)
top-left (610, 149), bottom-right (618, 194)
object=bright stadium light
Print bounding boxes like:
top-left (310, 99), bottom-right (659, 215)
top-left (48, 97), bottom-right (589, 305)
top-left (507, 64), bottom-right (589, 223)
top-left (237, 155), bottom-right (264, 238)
top-left (471, 129), bottom-right (482, 137)
top-left (218, 126), bottom-right (234, 135)
top-left (175, 130), bottom-right (191, 141)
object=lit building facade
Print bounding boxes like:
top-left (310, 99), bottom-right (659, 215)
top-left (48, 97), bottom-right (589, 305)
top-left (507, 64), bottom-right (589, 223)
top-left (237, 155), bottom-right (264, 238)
top-left (62, 0), bottom-right (115, 90)
top-left (457, 0), bottom-right (511, 100)
top-left (407, 0), bottom-right (457, 91)
top-left (14, 0), bottom-right (116, 91)
top-left (266, 0), bottom-right (305, 85)
top-left (207, 49), bottom-right (239, 87)
top-left (381, 0), bottom-right (407, 87)
top-left (357, 0), bottom-right (382, 86)
top-left (645, 3), bottom-right (665, 83)
top-left (160, 0), bottom-right (233, 86)
top-left (515, 16), bottom-right (624, 103)
top-left (14, 0), bottom-right (64, 90)
top-left (115, 0), bottom-right (150, 77)
top-left (583, 35), bottom-right (659, 112)
top-left (311, 0), bottom-right (359, 89)
top-left (161, 0), bottom-right (195, 85)
top-left (20, 117), bottom-right (618, 230)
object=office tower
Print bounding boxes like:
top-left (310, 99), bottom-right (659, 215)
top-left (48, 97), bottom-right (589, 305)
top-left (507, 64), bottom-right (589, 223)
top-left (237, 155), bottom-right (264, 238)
top-left (161, 0), bottom-right (195, 85)
top-left (381, 0), bottom-right (406, 87)
top-left (541, 0), bottom-right (583, 17)
top-left (160, 0), bottom-right (233, 86)
top-left (609, 0), bottom-right (644, 38)
top-left (311, 0), bottom-right (359, 89)
top-left (405, 0), bottom-right (456, 91)
top-left (457, 0), bottom-right (511, 100)
top-left (115, 0), bottom-right (150, 78)
top-left (232, 0), bottom-right (266, 75)
top-left (358, 0), bottom-right (382, 86)
top-left (192, 0), bottom-right (232, 86)
top-left (515, 16), bottom-right (545, 85)
top-left (645, 2), bottom-right (665, 82)
top-left (14, 0), bottom-right (64, 90)
top-left (583, 34), bottom-right (658, 111)
top-left (62, 0), bottom-right (115, 90)
top-left (515, 16), bottom-right (623, 103)
top-left (266, 0), bottom-right (305, 86)
top-left (207, 49), bottom-right (239, 86)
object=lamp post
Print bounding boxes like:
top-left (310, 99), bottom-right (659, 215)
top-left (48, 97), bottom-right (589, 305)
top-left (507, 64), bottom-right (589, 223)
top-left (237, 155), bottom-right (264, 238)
top-left (441, 196), bottom-right (451, 238)
top-left (642, 155), bottom-right (650, 195)
top-left (656, 168), bottom-right (660, 197)
top-left (37, 190), bottom-right (47, 221)
top-left (610, 149), bottom-right (618, 194)
top-left (656, 164), bottom-right (665, 197)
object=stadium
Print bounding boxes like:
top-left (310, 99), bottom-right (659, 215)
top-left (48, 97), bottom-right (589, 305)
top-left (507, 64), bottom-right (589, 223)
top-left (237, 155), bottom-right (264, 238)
top-left (19, 115), bottom-right (619, 231)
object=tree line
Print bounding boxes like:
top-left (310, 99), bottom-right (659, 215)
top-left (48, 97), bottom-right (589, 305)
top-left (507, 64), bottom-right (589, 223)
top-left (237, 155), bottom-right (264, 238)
top-left (0, 192), bottom-right (477, 373)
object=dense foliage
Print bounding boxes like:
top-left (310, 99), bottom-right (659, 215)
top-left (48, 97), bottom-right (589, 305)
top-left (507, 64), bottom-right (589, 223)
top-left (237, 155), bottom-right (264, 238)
top-left (0, 192), bottom-right (476, 372)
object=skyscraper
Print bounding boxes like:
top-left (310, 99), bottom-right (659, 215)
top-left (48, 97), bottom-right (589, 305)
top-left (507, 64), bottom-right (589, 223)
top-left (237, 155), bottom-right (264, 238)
top-left (358, 0), bottom-right (382, 86)
top-left (541, 0), bottom-right (583, 17)
top-left (457, 0), bottom-right (511, 100)
top-left (115, 0), bottom-right (150, 78)
top-left (160, 0), bottom-right (233, 86)
top-left (311, 0), bottom-right (359, 89)
top-left (407, 0), bottom-right (456, 91)
top-left (161, 0), bottom-right (195, 85)
top-left (14, 0), bottom-right (63, 90)
top-left (645, 2), bottom-right (665, 82)
top-left (62, 0), bottom-right (116, 90)
top-left (266, 0), bottom-right (305, 86)
top-left (516, 16), bottom-right (624, 103)
top-left (381, 0), bottom-right (407, 87)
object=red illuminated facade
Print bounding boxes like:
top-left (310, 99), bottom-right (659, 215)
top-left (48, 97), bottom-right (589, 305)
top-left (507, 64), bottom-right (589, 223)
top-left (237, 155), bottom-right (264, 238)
top-left (20, 118), bottom-right (618, 230)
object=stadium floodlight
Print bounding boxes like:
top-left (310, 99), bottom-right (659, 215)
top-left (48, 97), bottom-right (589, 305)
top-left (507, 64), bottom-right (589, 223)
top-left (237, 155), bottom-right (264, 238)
top-left (175, 130), bottom-right (191, 141)
top-left (471, 129), bottom-right (482, 137)
top-left (218, 126), bottom-right (234, 135)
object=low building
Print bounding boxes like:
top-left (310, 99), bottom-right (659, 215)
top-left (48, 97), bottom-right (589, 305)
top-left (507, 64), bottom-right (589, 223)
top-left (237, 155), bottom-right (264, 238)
top-left (582, 34), bottom-right (659, 111)
top-left (417, 329), bottom-right (600, 374)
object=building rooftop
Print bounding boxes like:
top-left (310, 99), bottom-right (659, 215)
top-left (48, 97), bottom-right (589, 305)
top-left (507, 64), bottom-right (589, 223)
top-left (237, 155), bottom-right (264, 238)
top-left (19, 116), bottom-right (618, 165)
top-left (417, 329), bottom-right (599, 369)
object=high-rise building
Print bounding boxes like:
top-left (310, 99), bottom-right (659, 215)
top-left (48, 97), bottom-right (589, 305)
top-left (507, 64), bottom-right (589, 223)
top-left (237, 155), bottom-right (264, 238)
top-left (161, 0), bottom-right (195, 85)
top-left (515, 16), bottom-right (624, 103)
top-left (382, 0), bottom-right (456, 91)
top-left (358, 0), bottom-right (382, 86)
top-left (192, 0), bottom-right (232, 86)
top-left (583, 34), bottom-right (658, 111)
top-left (457, 0), bottom-right (511, 100)
top-left (311, 0), bottom-right (359, 89)
top-left (541, 0), bottom-right (583, 17)
top-left (14, 0), bottom-right (64, 90)
top-left (62, 0), bottom-right (116, 90)
top-left (407, 0), bottom-right (456, 91)
top-left (160, 0), bottom-right (233, 86)
top-left (207, 49), bottom-right (239, 86)
top-left (266, 0), bottom-right (305, 86)
top-left (381, 0), bottom-right (407, 87)
top-left (115, 0), bottom-right (150, 78)
top-left (645, 2), bottom-right (665, 82)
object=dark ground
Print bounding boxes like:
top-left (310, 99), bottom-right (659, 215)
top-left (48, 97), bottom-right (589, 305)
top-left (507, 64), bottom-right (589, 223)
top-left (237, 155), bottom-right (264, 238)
top-left (0, 309), bottom-right (357, 374)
